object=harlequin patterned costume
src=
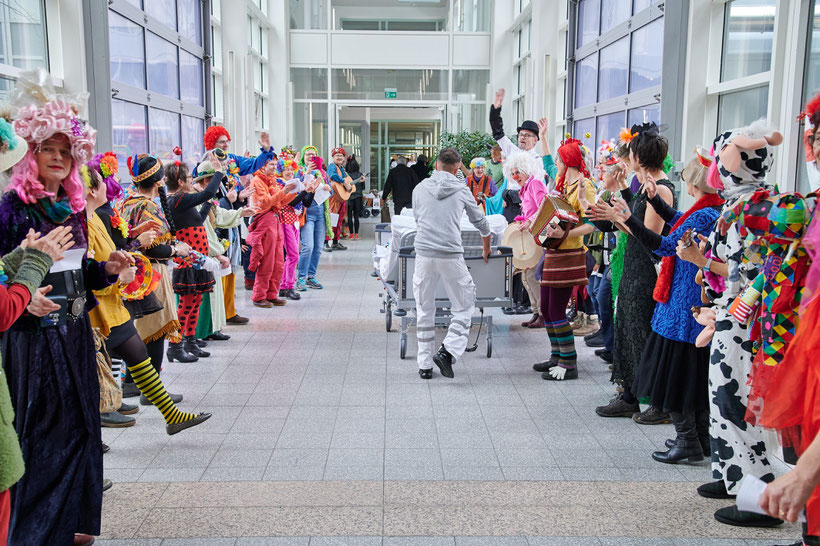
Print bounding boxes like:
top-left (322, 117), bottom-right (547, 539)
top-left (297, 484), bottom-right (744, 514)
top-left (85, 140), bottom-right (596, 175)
top-left (725, 191), bottom-right (816, 434)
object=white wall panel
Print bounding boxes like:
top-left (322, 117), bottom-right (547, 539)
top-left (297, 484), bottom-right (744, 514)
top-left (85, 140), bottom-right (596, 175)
top-left (452, 35), bottom-right (491, 67)
top-left (330, 33), bottom-right (449, 67)
top-left (290, 32), bottom-right (328, 65)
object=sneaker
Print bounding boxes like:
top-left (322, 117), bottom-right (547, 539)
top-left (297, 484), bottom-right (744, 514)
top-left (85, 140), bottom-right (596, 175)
top-left (595, 348), bottom-right (614, 363)
top-left (432, 345), bottom-right (455, 378)
top-left (419, 368), bottom-right (432, 380)
top-left (595, 392), bottom-right (640, 418)
top-left (101, 411), bottom-right (136, 428)
top-left (632, 406), bottom-right (671, 425)
top-left (283, 289), bottom-right (301, 301)
top-left (332, 242), bottom-right (347, 250)
top-left (584, 331), bottom-right (605, 347)
top-left (306, 278), bottom-right (323, 289)
top-left (323, 245), bottom-right (333, 253)
top-left (297, 278), bottom-right (308, 291)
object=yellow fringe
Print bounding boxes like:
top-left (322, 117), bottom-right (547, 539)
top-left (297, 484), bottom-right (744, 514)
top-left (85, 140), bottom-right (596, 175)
top-left (141, 320), bottom-right (181, 344)
top-left (144, 232), bottom-right (173, 249)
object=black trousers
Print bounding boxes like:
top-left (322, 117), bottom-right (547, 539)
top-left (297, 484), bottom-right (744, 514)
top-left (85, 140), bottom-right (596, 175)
top-left (347, 196), bottom-right (362, 234)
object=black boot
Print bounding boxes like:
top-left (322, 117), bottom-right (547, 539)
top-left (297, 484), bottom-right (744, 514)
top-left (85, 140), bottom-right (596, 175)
top-left (167, 342), bottom-right (198, 363)
top-left (195, 338), bottom-right (208, 348)
top-left (652, 411), bottom-right (704, 464)
top-left (184, 336), bottom-right (210, 358)
top-left (696, 409), bottom-right (711, 457)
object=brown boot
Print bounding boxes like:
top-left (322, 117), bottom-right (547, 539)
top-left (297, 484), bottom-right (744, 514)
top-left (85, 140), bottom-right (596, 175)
top-left (521, 313), bottom-right (539, 327)
top-left (526, 314), bottom-right (545, 329)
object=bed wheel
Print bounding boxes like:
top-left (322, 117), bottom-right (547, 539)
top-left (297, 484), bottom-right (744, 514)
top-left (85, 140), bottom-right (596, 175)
top-left (385, 301), bottom-right (393, 332)
top-left (400, 337), bottom-right (407, 359)
top-left (486, 338), bottom-right (492, 358)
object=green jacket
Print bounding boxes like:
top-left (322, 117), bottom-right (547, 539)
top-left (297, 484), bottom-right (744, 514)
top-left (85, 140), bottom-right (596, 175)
top-left (0, 246), bottom-right (52, 492)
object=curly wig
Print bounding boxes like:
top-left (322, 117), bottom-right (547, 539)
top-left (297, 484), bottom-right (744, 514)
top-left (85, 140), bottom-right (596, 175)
top-left (204, 125), bottom-right (231, 151)
top-left (6, 137), bottom-right (86, 213)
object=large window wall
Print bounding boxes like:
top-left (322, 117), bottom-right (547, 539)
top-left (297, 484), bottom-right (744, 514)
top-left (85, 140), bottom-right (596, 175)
top-left (713, 0), bottom-right (776, 132)
top-left (289, 0), bottom-right (490, 32)
top-left (570, 0), bottom-right (663, 148)
top-left (0, 0), bottom-right (49, 98)
top-left (109, 0), bottom-right (206, 181)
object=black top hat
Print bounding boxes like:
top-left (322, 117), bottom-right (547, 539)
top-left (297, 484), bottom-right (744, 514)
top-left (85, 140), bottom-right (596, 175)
top-left (517, 120), bottom-right (540, 139)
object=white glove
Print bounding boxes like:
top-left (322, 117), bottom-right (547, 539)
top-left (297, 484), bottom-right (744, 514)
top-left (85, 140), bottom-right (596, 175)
top-left (548, 366), bottom-right (568, 380)
top-left (202, 257), bottom-right (221, 273)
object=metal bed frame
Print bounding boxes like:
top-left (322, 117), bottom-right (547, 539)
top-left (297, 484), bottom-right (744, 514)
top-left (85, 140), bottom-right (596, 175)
top-left (376, 229), bottom-right (513, 359)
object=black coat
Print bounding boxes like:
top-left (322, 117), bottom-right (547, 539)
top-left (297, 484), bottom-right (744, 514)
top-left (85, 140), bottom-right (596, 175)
top-left (381, 164), bottom-right (419, 206)
top-left (410, 161), bottom-right (430, 183)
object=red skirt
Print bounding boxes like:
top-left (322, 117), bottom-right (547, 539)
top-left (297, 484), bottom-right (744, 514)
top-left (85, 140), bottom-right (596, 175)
top-left (540, 248), bottom-right (588, 288)
top-left (172, 226), bottom-right (215, 294)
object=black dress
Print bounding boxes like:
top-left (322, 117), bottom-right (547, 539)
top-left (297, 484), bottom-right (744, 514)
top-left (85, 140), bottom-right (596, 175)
top-left (611, 180), bottom-right (676, 389)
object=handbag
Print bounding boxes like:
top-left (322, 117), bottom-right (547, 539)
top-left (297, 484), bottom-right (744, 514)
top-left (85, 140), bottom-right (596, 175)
top-left (530, 194), bottom-right (580, 249)
top-left (93, 328), bottom-right (122, 414)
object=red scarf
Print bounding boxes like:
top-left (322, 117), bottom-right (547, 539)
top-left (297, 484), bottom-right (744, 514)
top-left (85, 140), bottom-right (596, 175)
top-left (653, 193), bottom-right (725, 304)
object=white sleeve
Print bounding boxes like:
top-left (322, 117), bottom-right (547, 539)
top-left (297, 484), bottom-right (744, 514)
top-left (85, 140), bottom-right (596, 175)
top-left (498, 136), bottom-right (520, 159)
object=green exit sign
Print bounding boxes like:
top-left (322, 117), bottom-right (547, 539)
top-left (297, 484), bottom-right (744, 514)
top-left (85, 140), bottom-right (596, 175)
top-left (384, 88), bottom-right (397, 99)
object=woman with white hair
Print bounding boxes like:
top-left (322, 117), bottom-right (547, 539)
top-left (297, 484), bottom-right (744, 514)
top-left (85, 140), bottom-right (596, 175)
top-left (505, 152), bottom-right (547, 328)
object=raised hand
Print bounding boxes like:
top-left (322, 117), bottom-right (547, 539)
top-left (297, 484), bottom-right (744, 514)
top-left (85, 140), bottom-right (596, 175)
top-left (104, 251), bottom-right (135, 276)
top-left (226, 189), bottom-right (238, 203)
top-left (610, 197), bottom-right (631, 223)
top-left (643, 173), bottom-right (657, 198)
top-left (137, 229), bottom-right (159, 247)
top-left (493, 88), bottom-right (505, 109)
top-left (131, 219), bottom-right (162, 237)
top-left (259, 132), bottom-right (271, 152)
top-left (21, 226), bottom-right (74, 262)
top-left (283, 181), bottom-right (299, 193)
top-left (239, 186), bottom-right (256, 200)
top-left (240, 206), bottom-right (259, 217)
top-left (538, 117), bottom-right (549, 140)
top-left (207, 150), bottom-right (223, 171)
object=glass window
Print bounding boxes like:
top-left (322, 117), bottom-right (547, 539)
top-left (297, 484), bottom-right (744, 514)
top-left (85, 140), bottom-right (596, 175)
top-left (452, 70), bottom-right (490, 102)
top-left (720, 0), bottom-right (776, 82)
top-left (515, 62), bottom-right (528, 96)
top-left (289, 0), bottom-right (328, 29)
top-left (291, 67), bottom-right (328, 99)
top-left (212, 74), bottom-right (224, 120)
top-left (146, 33), bottom-right (179, 99)
top-left (627, 104), bottom-right (660, 127)
top-left (574, 53), bottom-right (598, 109)
top-left (574, 118), bottom-right (595, 145)
top-left (452, 103), bottom-right (487, 133)
top-left (145, 0), bottom-right (177, 30)
top-left (340, 20), bottom-right (381, 30)
top-left (0, 76), bottom-right (14, 101)
top-left (109, 12), bottom-right (145, 89)
top-left (454, 0), bottom-right (491, 32)
top-left (293, 102), bottom-right (328, 157)
top-left (717, 85), bottom-right (769, 131)
top-left (630, 18), bottom-right (663, 93)
top-left (125, 0), bottom-right (142, 7)
top-left (331, 69), bottom-right (447, 101)
top-left (148, 107), bottom-right (181, 160)
top-left (179, 50), bottom-right (203, 106)
top-left (0, 0), bottom-right (48, 69)
top-left (211, 26), bottom-right (223, 69)
top-left (798, 3), bottom-right (820, 194)
top-left (181, 115), bottom-right (204, 167)
top-left (598, 36), bottom-right (629, 101)
top-left (596, 111), bottom-right (625, 145)
top-left (111, 99), bottom-right (148, 182)
top-left (577, 0), bottom-right (600, 48)
top-left (601, 0), bottom-right (631, 33)
top-left (633, 0), bottom-right (654, 12)
top-left (177, 0), bottom-right (202, 45)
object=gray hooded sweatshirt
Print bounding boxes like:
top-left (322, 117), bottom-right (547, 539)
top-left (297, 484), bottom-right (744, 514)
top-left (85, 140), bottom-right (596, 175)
top-left (412, 169), bottom-right (491, 258)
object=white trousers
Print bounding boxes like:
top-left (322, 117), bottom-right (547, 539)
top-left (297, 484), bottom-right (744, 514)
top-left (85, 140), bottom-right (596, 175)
top-left (413, 255), bottom-right (476, 370)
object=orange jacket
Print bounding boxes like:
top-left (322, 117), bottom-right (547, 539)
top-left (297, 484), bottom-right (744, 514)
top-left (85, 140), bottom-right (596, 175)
top-left (252, 174), bottom-right (292, 214)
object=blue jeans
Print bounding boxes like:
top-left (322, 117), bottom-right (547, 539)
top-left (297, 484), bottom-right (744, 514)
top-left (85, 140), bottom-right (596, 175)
top-left (298, 203), bottom-right (326, 279)
top-left (597, 266), bottom-right (614, 352)
top-left (588, 273), bottom-right (601, 317)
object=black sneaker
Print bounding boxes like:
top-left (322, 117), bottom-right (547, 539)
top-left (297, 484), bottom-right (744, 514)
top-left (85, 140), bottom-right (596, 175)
top-left (284, 289), bottom-right (301, 301)
top-left (632, 406), bottom-right (671, 425)
top-left (323, 245), bottom-right (333, 252)
top-left (595, 392), bottom-right (639, 418)
top-left (419, 368), bottom-right (432, 380)
top-left (432, 345), bottom-right (455, 378)
top-left (502, 307), bottom-right (516, 315)
top-left (514, 305), bottom-right (532, 315)
top-left (332, 242), bottom-right (347, 250)
top-left (595, 348), bottom-right (613, 363)
top-left (585, 331), bottom-right (605, 347)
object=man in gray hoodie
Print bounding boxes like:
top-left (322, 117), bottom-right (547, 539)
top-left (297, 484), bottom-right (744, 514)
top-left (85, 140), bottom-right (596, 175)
top-left (412, 148), bottom-right (492, 380)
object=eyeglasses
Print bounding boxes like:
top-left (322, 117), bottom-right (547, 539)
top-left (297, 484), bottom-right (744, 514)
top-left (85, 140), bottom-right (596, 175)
top-left (518, 133), bottom-right (537, 140)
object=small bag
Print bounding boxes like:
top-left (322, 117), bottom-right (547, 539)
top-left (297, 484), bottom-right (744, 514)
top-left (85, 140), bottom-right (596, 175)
top-left (530, 194), bottom-right (579, 249)
top-left (93, 328), bottom-right (122, 413)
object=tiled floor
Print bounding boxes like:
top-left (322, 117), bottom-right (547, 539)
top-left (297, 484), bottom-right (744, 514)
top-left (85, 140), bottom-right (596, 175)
top-left (99, 220), bottom-right (799, 545)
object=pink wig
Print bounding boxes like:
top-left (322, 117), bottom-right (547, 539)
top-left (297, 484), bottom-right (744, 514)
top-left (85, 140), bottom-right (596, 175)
top-left (6, 141), bottom-right (86, 213)
top-left (706, 144), bottom-right (724, 191)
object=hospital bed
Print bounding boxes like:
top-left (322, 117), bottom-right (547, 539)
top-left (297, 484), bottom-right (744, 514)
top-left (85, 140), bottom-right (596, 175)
top-left (377, 229), bottom-right (513, 359)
